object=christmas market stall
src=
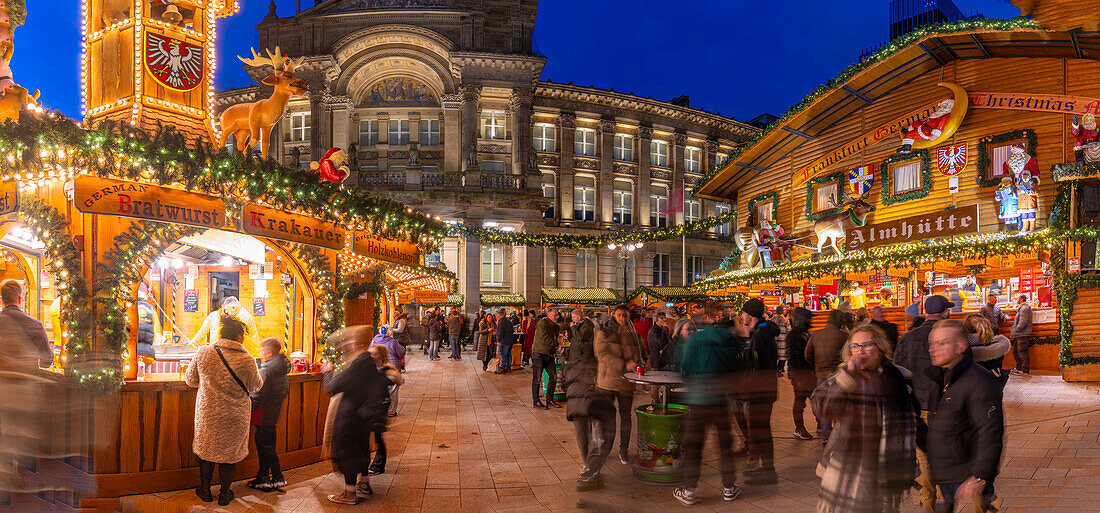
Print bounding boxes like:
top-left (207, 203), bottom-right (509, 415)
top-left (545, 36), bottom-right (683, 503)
top-left (0, 1), bottom-right (446, 509)
top-left (539, 287), bottom-right (622, 310)
top-left (692, 6), bottom-right (1100, 380)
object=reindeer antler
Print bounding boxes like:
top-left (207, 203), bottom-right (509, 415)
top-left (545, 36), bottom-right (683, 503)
top-left (238, 47), bottom-right (280, 68)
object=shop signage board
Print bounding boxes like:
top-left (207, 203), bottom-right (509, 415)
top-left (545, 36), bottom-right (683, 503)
top-left (73, 176), bottom-right (226, 229)
top-left (183, 289), bottom-right (199, 312)
top-left (242, 204), bottom-right (345, 250)
top-left (353, 232), bottom-right (421, 266)
top-left (970, 92), bottom-right (1100, 115)
top-left (1069, 256), bottom-right (1082, 273)
top-left (846, 204), bottom-right (979, 251)
top-left (0, 179), bottom-right (18, 216)
top-left (415, 289), bottom-right (448, 304)
top-left (253, 297), bottom-right (266, 316)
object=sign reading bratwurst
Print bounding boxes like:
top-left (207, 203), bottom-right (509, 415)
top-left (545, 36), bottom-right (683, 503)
top-left (74, 176), bottom-right (225, 229)
top-left (242, 204), bottom-right (345, 250)
top-left (846, 204), bottom-right (978, 251)
top-left (353, 232), bottom-right (421, 266)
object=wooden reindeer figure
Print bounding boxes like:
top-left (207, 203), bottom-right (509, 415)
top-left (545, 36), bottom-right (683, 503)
top-left (813, 190), bottom-right (876, 255)
top-left (217, 46), bottom-right (307, 159)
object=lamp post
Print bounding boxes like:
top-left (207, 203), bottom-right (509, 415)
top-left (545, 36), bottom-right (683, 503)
top-left (608, 242), bottom-right (642, 299)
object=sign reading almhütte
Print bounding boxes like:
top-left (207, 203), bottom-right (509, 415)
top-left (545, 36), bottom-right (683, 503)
top-left (353, 232), bottom-right (421, 266)
top-left (0, 179), bottom-right (18, 216)
top-left (242, 204), bottom-right (345, 250)
top-left (846, 204), bottom-right (978, 251)
top-left (74, 176), bottom-right (226, 229)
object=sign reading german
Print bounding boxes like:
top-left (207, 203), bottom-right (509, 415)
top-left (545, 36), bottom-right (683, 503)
top-left (353, 232), bottom-right (421, 266)
top-left (242, 204), bottom-right (345, 250)
top-left (0, 179), bottom-right (18, 216)
top-left (74, 176), bottom-right (226, 229)
top-left (847, 204), bottom-right (978, 251)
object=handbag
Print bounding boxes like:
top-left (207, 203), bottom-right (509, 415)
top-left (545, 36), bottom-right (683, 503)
top-left (487, 357), bottom-right (501, 373)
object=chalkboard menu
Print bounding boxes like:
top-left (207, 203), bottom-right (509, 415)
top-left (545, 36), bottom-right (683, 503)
top-left (184, 289), bottom-right (199, 312)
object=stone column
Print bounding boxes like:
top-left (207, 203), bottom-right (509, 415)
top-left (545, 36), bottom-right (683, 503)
top-left (703, 138), bottom-right (720, 237)
top-left (671, 131), bottom-right (687, 227)
top-left (441, 238), bottom-right (461, 276)
top-left (597, 248), bottom-right (617, 291)
top-left (409, 111), bottom-right (421, 145)
top-left (558, 113), bottom-right (576, 223)
top-left (637, 125), bottom-right (653, 227)
top-left (463, 234), bottom-right (481, 314)
top-left (598, 118), bottom-right (616, 228)
top-left (522, 244), bottom-right (543, 308)
top-left (376, 112), bottom-right (390, 171)
top-left (556, 248), bottom-right (578, 288)
top-left (441, 93), bottom-right (462, 172)
top-left (459, 84), bottom-right (482, 188)
top-left (308, 91), bottom-right (327, 161)
top-left (328, 97), bottom-right (351, 150)
top-left (510, 89), bottom-right (536, 190)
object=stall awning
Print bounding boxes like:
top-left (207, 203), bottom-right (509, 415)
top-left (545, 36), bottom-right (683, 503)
top-left (479, 293), bottom-right (527, 307)
top-left (626, 286), bottom-right (711, 305)
top-left (422, 293), bottom-right (465, 307)
top-left (540, 287), bottom-right (622, 306)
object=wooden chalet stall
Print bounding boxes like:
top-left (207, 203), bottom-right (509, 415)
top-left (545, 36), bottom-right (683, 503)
top-left (540, 287), bottom-right (623, 311)
top-left (694, 8), bottom-right (1100, 380)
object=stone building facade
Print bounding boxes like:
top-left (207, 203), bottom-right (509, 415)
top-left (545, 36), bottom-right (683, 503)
top-left (216, 0), bottom-right (758, 311)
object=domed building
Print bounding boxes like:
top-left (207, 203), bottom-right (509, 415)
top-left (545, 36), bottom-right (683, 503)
top-left (216, 0), bottom-right (758, 312)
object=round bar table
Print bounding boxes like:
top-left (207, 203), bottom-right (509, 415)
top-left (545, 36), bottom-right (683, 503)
top-left (622, 371), bottom-right (687, 484)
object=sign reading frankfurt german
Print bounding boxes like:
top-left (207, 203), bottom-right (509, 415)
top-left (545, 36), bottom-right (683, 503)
top-left (794, 99), bottom-right (948, 186)
top-left (242, 204), bottom-right (345, 250)
top-left (0, 179), bottom-right (18, 216)
top-left (353, 232), bottom-right (421, 266)
top-left (846, 204), bottom-right (978, 251)
top-left (74, 176), bottom-right (226, 229)
top-left (970, 92), bottom-right (1100, 115)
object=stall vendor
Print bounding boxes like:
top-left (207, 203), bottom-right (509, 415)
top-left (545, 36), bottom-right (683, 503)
top-left (957, 275), bottom-right (983, 310)
top-left (189, 296), bottom-right (261, 358)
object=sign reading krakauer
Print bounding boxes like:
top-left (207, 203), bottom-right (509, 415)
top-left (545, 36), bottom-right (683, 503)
top-left (0, 179), bottom-right (18, 216)
top-left (353, 232), bottom-right (421, 266)
top-left (242, 204), bottom-right (345, 250)
top-left (846, 204), bottom-right (978, 251)
top-left (74, 176), bottom-right (226, 229)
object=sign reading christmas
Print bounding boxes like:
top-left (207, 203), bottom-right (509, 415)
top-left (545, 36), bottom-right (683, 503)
top-left (144, 32), bottom-right (204, 91)
top-left (73, 176), bottom-right (226, 229)
top-left (242, 204), bottom-right (345, 250)
top-left (937, 143), bottom-right (968, 175)
top-left (846, 204), bottom-right (979, 250)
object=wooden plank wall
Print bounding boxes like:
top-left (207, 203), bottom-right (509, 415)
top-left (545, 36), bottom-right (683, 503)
top-left (1069, 288), bottom-right (1100, 358)
top-left (91, 373), bottom-right (329, 496)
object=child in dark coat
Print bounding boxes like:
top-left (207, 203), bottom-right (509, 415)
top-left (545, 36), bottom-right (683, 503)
top-left (248, 337), bottom-right (290, 490)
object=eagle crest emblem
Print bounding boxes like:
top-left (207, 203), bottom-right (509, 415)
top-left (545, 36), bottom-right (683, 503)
top-left (937, 143), bottom-right (968, 176)
top-left (144, 32), bottom-right (203, 91)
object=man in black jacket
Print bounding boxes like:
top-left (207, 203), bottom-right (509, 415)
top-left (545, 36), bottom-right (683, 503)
top-left (738, 298), bottom-right (780, 485)
top-left (926, 319), bottom-right (1003, 512)
top-left (495, 309), bottom-right (517, 374)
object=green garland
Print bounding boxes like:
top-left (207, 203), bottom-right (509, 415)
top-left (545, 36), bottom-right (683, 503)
top-left (975, 129), bottom-right (1038, 187)
top-left (1051, 161), bottom-right (1100, 182)
top-left (747, 192), bottom-right (779, 223)
top-left (447, 211), bottom-right (737, 248)
top-left (694, 229), bottom-right (1055, 289)
top-left (0, 115), bottom-right (446, 246)
top-left (287, 244), bottom-right (345, 362)
top-left (804, 171), bottom-right (845, 221)
top-left (17, 197), bottom-right (95, 390)
top-left (880, 150), bottom-right (933, 206)
top-left (1031, 336), bottom-right (1061, 346)
top-left (95, 221), bottom-right (201, 389)
top-left (694, 16), bottom-right (1042, 196)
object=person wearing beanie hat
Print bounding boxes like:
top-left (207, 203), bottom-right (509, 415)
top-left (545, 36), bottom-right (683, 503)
top-left (737, 297), bottom-right (781, 485)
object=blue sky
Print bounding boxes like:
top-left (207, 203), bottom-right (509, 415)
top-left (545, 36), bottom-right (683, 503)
top-left (14, 0), bottom-right (1020, 121)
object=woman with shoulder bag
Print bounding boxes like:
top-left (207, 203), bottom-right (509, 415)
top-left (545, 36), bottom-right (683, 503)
top-left (185, 318), bottom-right (263, 506)
top-left (477, 312), bottom-right (497, 371)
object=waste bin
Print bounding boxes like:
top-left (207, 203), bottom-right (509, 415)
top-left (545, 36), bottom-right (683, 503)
top-left (631, 403), bottom-right (688, 483)
top-left (539, 360), bottom-right (567, 402)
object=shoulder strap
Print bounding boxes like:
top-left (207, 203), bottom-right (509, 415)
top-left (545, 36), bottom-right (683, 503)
top-left (215, 346), bottom-right (250, 395)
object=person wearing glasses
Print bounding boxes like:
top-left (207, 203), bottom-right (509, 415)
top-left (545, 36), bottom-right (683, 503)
top-left (810, 324), bottom-right (921, 513)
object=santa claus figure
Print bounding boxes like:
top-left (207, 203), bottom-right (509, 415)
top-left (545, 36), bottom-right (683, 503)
top-left (1071, 114), bottom-right (1100, 165)
top-left (309, 147), bottom-right (350, 183)
top-left (753, 219), bottom-right (790, 268)
top-left (898, 98), bottom-right (955, 154)
top-left (1003, 142), bottom-right (1038, 180)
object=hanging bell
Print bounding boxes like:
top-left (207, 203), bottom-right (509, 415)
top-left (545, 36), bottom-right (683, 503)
top-left (161, 4), bottom-right (183, 24)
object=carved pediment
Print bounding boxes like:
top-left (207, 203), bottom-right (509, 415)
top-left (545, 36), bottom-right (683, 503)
top-left (536, 154), bottom-right (559, 167)
top-left (331, 0), bottom-right (454, 12)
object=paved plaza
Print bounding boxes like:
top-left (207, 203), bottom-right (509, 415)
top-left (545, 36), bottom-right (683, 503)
top-left (121, 350), bottom-right (1100, 513)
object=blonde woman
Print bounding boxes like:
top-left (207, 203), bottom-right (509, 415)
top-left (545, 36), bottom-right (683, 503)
top-left (963, 314), bottom-right (1011, 388)
top-left (810, 325), bottom-right (920, 513)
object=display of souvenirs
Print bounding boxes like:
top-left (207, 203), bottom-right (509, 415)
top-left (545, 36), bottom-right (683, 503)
top-left (898, 98), bottom-right (955, 154)
top-left (1016, 170), bottom-right (1040, 233)
top-left (996, 176), bottom-right (1019, 230)
top-left (1071, 114), bottom-right (1100, 164)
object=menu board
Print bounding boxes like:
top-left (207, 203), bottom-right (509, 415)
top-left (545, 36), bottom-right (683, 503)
top-left (183, 289), bottom-right (199, 312)
top-left (253, 297), bottom-right (266, 316)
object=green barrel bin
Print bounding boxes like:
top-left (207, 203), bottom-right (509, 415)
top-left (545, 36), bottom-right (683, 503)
top-left (631, 403), bottom-right (688, 483)
top-left (538, 360), bottom-right (566, 402)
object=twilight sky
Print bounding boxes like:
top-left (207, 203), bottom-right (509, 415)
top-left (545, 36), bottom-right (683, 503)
top-left (14, 0), bottom-right (1020, 121)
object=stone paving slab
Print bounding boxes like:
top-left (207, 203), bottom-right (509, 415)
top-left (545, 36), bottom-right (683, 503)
top-left (118, 350), bottom-right (1100, 513)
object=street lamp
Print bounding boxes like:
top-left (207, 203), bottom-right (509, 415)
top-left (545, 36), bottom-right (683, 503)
top-left (608, 241), bottom-right (642, 298)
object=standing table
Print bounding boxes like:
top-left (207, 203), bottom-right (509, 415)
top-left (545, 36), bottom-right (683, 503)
top-left (622, 371), bottom-right (687, 483)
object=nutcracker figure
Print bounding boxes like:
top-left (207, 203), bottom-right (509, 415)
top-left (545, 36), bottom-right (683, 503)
top-left (898, 98), bottom-right (955, 154)
top-left (996, 176), bottom-right (1018, 231)
top-left (1015, 170), bottom-right (1040, 234)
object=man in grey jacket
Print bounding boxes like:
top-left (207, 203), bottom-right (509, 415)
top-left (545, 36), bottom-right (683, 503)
top-left (1009, 294), bottom-right (1033, 374)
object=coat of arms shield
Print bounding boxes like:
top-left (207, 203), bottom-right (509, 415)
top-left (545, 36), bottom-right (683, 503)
top-left (144, 32), bottom-right (204, 91)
